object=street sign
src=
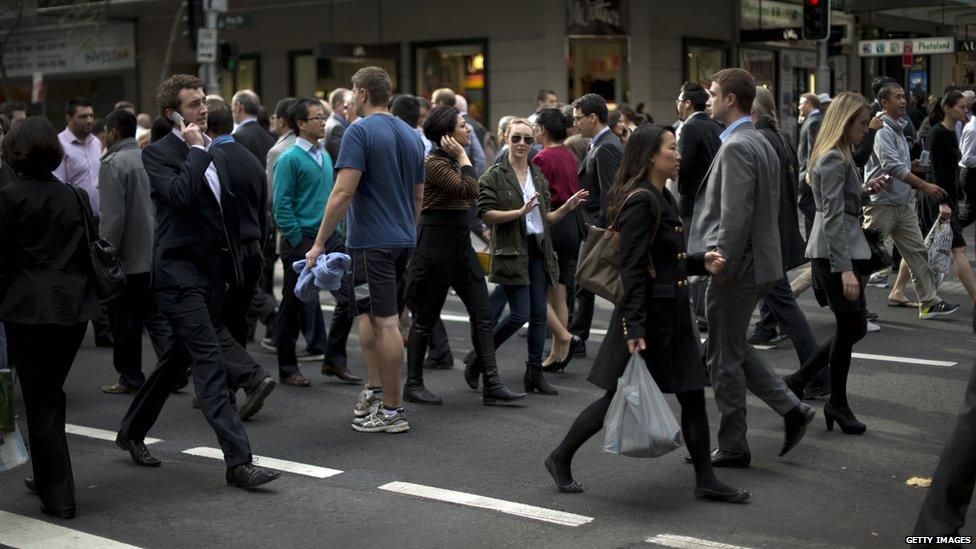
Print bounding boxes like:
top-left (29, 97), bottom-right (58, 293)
top-left (196, 28), bottom-right (218, 63)
top-left (858, 37), bottom-right (954, 57)
top-left (217, 14), bottom-right (252, 30)
top-left (902, 42), bottom-right (913, 68)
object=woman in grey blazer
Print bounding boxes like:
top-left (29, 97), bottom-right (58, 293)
top-left (784, 92), bottom-right (887, 436)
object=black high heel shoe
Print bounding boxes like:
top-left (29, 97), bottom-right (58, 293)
top-left (824, 402), bottom-right (867, 435)
top-left (544, 454), bottom-right (583, 493)
top-left (542, 336), bottom-right (583, 373)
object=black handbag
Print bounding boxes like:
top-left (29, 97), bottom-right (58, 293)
top-left (67, 184), bottom-right (126, 301)
top-left (857, 227), bottom-right (892, 276)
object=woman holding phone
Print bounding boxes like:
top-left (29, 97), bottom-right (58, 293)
top-left (477, 119), bottom-right (588, 396)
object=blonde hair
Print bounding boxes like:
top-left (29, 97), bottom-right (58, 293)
top-left (807, 91), bottom-right (869, 185)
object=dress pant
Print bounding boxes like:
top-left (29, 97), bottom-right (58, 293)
top-left (705, 258), bottom-right (802, 455)
top-left (6, 322), bottom-right (87, 510)
top-left (568, 288), bottom-right (595, 341)
top-left (913, 360), bottom-right (976, 540)
top-left (108, 272), bottom-right (172, 389)
top-left (217, 323), bottom-right (269, 393)
top-left (220, 240), bottom-right (264, 348)
top-left (91, 304), bottom-right (113, 344)
top-left (753, 274), bottom-right (827, 386)
top-left (119, 284), bottom-right (252, 468)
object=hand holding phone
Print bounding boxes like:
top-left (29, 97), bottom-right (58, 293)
top-left (171, 110), bottom-right (204, 148)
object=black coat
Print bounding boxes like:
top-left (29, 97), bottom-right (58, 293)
top-left (677, 113), bottom-right (722, 218)
top-left (232, 121), bottom-right (276, 168)
top-left (143, 132), bottom-right (243, 291)
top-left (0, 174), bottom-right (99, 325)
top-left (578, 130), bottom-right (623, 228)
top-left (757, 122), bottom-right (807, 271)
top-left (212, 139), bottom-right (268, 245)
top-left (588, 182), bottom-right (707, 394)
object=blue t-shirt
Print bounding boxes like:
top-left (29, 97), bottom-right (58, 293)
top-left (335, 113), bottom-right (425, 249)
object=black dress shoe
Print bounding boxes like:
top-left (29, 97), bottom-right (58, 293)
top-left (544, 455), bottom-right (583, 493)
top-left (686, 449), bottom-right (751, 468)
top-left (239, 377), bottom-right (276, 421)
top-left (572, 339), bottom-right (587, 357)
top-left (24, 477), bottom-right (36, 493)
top-left (115, 433), bottom-right (161, 467)
top-left (693, 486), bottom-right (751, 503)
top-left (41, 504), bottom-right (76, 519)
top-left (403, 383), bottom-right (443, 405)
top-left (780, 403), bottom-right (815, 457)
top-left (226, 463), bottom-right (280, 489)
top-left (542, 336), bottom-right (583, 373)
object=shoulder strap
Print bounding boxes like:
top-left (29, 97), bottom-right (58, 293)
top-left (66, 183), bottom-right (96, 245)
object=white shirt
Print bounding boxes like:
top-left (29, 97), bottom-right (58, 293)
top-left (172, 128), bottom-right (220, 202)
top-left (296, 137), bottom-right (324, 167)
top-left (961, 116), bottom-right (976, 169)
top-left (522, 167), bottom-right (544, 236)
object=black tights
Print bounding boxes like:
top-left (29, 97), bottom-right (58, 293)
top-left (791, 307), bottom-right (867, 409)
top-left (549, 388), bottom-right (729, 491)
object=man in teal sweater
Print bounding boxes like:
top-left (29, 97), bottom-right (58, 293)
top-left (273, 98), bottom-right (360, 386)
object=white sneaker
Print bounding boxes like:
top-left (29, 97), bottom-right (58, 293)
top-left (866, 320), bottom-right (881, 333)
top-left (353, 386), bottom-right (382, 418)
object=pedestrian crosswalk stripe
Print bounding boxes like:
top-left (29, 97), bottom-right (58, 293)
top-left (378, 481), bottom-right (594, 527)
top-left (66, 424), bottom-right (161, 445)
top-left (182, 447), bottom-right (344, 478)
top-left (645, 534), bottom-right (753, 549)
top-left (850, 352), bottom-right (956, 367)
top-left (0, 509), bottom-right (143, 549)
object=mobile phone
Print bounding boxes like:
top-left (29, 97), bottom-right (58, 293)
top-left (169, 111), bottom-right (185, 128)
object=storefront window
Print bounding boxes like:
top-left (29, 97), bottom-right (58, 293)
top-left (684, 41), bottom-right (728, 87)
top-left (739, 48), bottom-right (777, 97)
top-left (413, 41), bottom-right (488, 125)
top-left (290, 45), bottom-right (399, 99)
top-left (220, 55), bottom-right (259, 100)
top-left (567, 36), bottom-right (629, 108)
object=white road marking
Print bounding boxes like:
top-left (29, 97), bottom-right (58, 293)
top-left (378, 481), bottom-right (593, 527)
top-left (646, 534), bottom-right (753, 549)
top-left (65, 424), bottom-right (161, 445)
top-left (851, 352), bottom-right (956, 367)
top-left (0, 510), bottom-right (143, 548)
top-left (182, 447), bottom-right (344, 478)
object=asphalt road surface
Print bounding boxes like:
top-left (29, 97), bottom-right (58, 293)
top-left (2, 262), bottom-right (974, 548)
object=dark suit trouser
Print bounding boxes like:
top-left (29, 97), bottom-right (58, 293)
top-left (569, 289), bottom-right (596, 341)
top-left (913, 360), bottom-right (976, 539)
top-left (217, 324), bottom-right (268, 393)
top-left (6, 322), bottom-right (87, 510)
top-left (753, 274), bottom-right (828, 386)
top-left (108, 272), bottom-right (171, 389)
top-left (119, 285), bottom-right (252, 468)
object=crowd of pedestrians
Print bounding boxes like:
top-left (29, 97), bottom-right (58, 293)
top-left (0, 66), bottom-right (974, 538)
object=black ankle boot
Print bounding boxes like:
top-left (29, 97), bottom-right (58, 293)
top-left (524, 366), bottom-right (558, 395)
top-left (403, 355), bottom-right (442, 405)
top-left (482, 360), bottom-right (526, 406)
top-left (463, 351), bottom-right (480, 390)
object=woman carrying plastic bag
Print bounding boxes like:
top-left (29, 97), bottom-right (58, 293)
top-left (544, 125), bottom-right (749, 503)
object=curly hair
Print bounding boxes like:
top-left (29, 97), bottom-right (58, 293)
top-left (155, 74), bottom-right (204, 117)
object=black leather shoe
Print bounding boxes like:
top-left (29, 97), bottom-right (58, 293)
top-left (226, 463), bottom-right (280, 489)
top-left (321, 364), bottom-right (363, 383)
top-left (544, 455), bottom-right (583, 493)
top-left (24, 477), bottom-right (36, 493)
top-left (403, 383), bottom-right (443, 405)
top-left (693, 486), bottom-right (751, 503)
top-left (239, 377), bottom-right (276, 421)
top-left (780, 403), bottom-right (815, 457)
top-left (572, 339), bottom-right (587, 357)
top-left (115, 433), bottom-right (161, 467)
top-left (463, 353), bottom-right (480, 390)
top-left (686, 449), bottom-right (751, 468)
top-left (41, 504), bottom-right (76, 519)
top-left (482, 385), bottom-right (526, 406)
top-left (542, 336), bottom-right (583, 373)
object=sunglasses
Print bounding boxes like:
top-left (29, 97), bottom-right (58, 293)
top-left (510, 135), bottom-right (534, 144)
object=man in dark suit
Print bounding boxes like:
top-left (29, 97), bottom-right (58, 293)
top-left (568, 93), bottom-right (623, 354)
top-left (115, 74), bottom-right (278, 488)
top-left (796, 92), bottom-right (823, 237)
top-left (688, 68), bottom-right (813, 467)
top-left (231, 89), bottom-right (275, 167)
top-left (676, 81), bottom-right (723, 332)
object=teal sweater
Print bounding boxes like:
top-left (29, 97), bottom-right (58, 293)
top-left (272, 143), bottom-right (334, 247)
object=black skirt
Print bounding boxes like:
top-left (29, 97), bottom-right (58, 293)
top-left (587, 287), bottom-right (706, 394)
top-left (811, 258), bottom-right (867, 312)
top-left (549, 207), bottom-right (580, 287)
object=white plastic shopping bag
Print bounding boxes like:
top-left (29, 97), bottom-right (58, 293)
top-left (0, 424), bottom-right (29, 472)
top-left (924, 219), bottom-right (953, 289)
top-left (602, 352), bottom-right (682, 458)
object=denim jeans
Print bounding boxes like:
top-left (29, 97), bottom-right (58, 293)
top-left (493, 238), bottom-right (549, 369)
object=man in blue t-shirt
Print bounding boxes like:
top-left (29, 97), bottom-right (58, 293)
top-left (307, 66), bottom-right (425, 433)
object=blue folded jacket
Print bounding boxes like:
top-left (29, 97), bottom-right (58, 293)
top-left (292, 252), bottom-right (351, 302)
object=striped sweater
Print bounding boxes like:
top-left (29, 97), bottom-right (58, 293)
top-left (423, 149), bottom-right (479, 211)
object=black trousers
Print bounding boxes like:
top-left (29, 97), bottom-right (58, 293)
top-left (569, 288), bottom-right (595, 341)
top-left (107, 272), bottom-right (171, 389)
top-left (276, 234), bottom-right (352, 376)
top-left (220, 241), bottom-right (264, 348)
top-left (7, 322), bottom-right (87, 510)
top-left (913, 359), bottom-right (976, 540)
top-left (119, 284), bottom-right (252, 468)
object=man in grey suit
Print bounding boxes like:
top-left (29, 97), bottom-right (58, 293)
top-left (796, 93), bottom-right (823, 237)
top-left (688, 68), bottom-right (814, 468)
top-left (323, 88), bottom-right (354, 162)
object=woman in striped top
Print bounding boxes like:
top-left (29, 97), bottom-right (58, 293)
top-left (402, 106), bottom-right (526, 407)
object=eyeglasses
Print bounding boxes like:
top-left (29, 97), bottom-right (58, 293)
top-left (510, 135), bottom-right (534, 144)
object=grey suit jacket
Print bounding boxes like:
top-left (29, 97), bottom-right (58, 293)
top-left (688, 120), bottom-right (782, 284)
top-left (98, 137), bottom-right (154, 275)
top-left (804, 150), bottom-right (870, 272)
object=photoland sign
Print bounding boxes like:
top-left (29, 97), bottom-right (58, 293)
top-left (1, 21), bottom-right (135, 78)
top-left (859, 37), bottom-right (955, 57)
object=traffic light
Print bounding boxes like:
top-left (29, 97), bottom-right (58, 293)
top-left (218, 41), bottom-right (239, 72)
top-left (186, 0), bottom-right (204, 49)
top-left (802, 0), bottom-right (830, 41)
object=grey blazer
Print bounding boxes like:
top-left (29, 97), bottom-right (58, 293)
top-left (98, 137), bottom-right (154, 275)
top-left (804, 149), bottom-right (870, 273)
top-left (688, 120), bottom-right (783, 285)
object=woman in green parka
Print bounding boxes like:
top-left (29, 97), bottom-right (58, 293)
top-left (476, 118), bottom-right (588, 396)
